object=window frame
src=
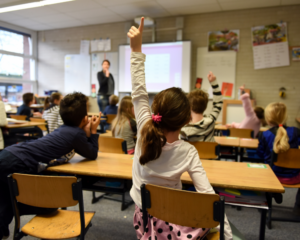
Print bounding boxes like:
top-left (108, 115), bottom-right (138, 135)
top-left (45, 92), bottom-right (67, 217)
top-left (0, 20), bottom-right (37, 92)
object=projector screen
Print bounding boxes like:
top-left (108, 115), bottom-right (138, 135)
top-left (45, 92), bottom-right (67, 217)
top-left (119, 41), bottom-right (191, 93)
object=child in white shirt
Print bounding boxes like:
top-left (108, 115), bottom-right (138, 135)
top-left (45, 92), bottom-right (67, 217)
top-left (127, 17), bottom-right (233, 240)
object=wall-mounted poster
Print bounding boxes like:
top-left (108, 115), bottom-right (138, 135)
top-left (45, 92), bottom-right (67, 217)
top-left (292, 47), bottom-right (300, 61)
top-left (208, 30), bottom-right (239, 52)
top-left (251, 22), bottom-right (290, 69)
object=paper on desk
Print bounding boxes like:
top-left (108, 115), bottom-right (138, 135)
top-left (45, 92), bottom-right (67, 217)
top-left (7, 118), bottom-right (28, 123)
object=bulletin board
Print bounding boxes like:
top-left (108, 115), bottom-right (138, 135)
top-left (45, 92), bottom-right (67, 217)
top-left (196, 47), bottom-right (236, 99)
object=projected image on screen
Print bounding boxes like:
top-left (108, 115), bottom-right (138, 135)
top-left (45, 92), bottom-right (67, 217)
top-left (119, 42), bottom-right (191, 93)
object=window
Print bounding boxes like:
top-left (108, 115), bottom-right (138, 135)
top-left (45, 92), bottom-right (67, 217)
top-left (0, 26), bottom-right (37, 102)
top-left (0, 27), bottom-right (35, 81)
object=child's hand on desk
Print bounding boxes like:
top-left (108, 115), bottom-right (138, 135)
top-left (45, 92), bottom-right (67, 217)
top-left (83, 119), bottom-right (91, 138)
top-left (91, 112), bottom-right (101, 134)
top-left (127, 17), bottom-right (144, 52)
top-left (207, 71), bottom-right (216, 82)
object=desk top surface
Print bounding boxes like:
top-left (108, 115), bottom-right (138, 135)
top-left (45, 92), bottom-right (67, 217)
top-left (215, 125), bottom-right (269, 132)
top-left (47, 152), bottom-right (284, 193)
top-left (6, 121), bottom-right (47, 129)
top-left (240, 138), bottom-right (259, 149)
top-left (214, 136), bottom-right (240, 147)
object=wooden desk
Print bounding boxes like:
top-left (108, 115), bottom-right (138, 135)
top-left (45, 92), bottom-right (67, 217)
top-left (214, 136), bottom-right (239, 147)
top-left (5, 122), bottom-right (47, 129)
top-left (101, 131), bottom-right (113, 137)
top-left (47, 152), bottom-right (283, 240)
top-left (30, 104), bottom-right (44, 109)
top-left (240, 138), bottom-right (259, 149)
top-left (47, 152), bottom-right (284, 194)
top-left (215, 125), bottom-right (269, 132)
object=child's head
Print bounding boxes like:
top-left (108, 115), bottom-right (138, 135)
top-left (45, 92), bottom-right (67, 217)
top-left (187, 89), bottom-right (209, 114)
top-left (44, 92), bottom-right (63, 109)
top-left (254, 106), bottom-right (266, 126)
top-left (23, 93), bottom-right (34, 106)
top-left (112, 96), bottom-right (134, 135)
top-left (139, 87), bottom-right (190, 165)
top-left (59, 92), bottom-right (88, 127)
top-left (265, 102), bottom-right (289, 153)
top-left (109, 95), bottom-right (119, 106)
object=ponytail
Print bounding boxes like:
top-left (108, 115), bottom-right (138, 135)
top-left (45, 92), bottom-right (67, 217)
top-left (139, 119), bottom-right (167, 165)
top-left (273, 125), bottom-right (290, 153)
top-left (44, 97), bottom-right (50, 110)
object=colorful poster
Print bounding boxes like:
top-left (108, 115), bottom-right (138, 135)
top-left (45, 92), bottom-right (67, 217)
top-left (292, 47), bottom-right (300, 61)
top-left (221, 82), bottom-right (233, 97)
top-left (208, 30), bottom-right (239, 52)
top-left (251, 22), bottom-right (289, 70)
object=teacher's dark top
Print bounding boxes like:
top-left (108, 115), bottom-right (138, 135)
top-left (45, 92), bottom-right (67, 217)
top-left (97, 71), bottom-right (115, 95)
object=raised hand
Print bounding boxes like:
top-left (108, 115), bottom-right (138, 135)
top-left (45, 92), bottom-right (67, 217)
top-left (127, 17), bottom-right (144, 52)
top-left (207, 71), bottom-right (216, 82)
top-left (91, 112), bottom-right (101, 134)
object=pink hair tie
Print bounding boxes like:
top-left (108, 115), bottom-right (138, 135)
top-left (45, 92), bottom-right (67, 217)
top-left (279, 124), bottom-right (283, 127)
top-left (152, 113), bottom-right (162, 123)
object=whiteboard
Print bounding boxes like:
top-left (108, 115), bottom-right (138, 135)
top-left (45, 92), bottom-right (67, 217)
top-left (196, 47), bottom-right (236, 99)
top-left (91, 52), bottom-right (119, 95)
top-left (64, 55), bottom-right (90, 96)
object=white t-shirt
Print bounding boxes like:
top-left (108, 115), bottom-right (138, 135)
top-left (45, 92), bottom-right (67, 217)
top-left (129, 52), bottom-right (232, 240)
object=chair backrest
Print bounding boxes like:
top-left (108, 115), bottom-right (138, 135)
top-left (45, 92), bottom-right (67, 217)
top-left (30, 117), bottom-right (48, 132)
top-left (188, 141), bottom-right (219, 159)
top-left (106, 114), bottom-right (116, 124)
top-left (271, 148), bottom-right (300, 169)
top-left (229, 128), bottom-right (254, 138)
top-left (10, 115), bottom-right (27, 120)
top-left (141, 184), bottom-right (225, 240)
top-left (98, 136), bottom-right (127, 154)
top-left (8, 174), bottom-right (80, 208)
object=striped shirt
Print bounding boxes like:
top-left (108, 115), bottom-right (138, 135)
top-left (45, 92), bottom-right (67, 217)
top-left (180, 80), bottom-right (223, 142)
top-left (42, 104), bottom-right (64, 133)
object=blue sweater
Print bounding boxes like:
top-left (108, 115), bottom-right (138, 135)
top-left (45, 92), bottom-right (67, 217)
top-left (5, 125), bottom-right (99, 171)
top-left (17, 104), bottom-right (32, 121)
top-left (103, 105), bottom-right (118, 115)
top-left (257, 126), bottom-right (300, 177)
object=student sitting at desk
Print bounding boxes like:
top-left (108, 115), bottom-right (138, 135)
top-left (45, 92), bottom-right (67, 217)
top-left (17, 93), bottom-right (42, 120)
top-left (0, 92), bottom-right (100, 239)
top-left (42, 92), bottom-right (64, 133)
top-left (112, 96), bottom-right (136, 154)
top-left (226, 85), bottom-right (266, 137)
top-left (180, 72), bottom-right (223, 142)
top-left (257, 102), bottom-right (300, 215)
top-left (127, 18), bottom-right (232, 240)
top-left (101, 94), bottom-right (119, 131)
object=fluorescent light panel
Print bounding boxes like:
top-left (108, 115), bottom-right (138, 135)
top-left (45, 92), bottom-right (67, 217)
top-left (0, 0), bottom-right (75, 13)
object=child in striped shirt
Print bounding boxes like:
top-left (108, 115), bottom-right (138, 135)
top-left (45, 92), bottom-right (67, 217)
top-left (42, 92), bottom-right (63, 133)
top-left (180, 73), bottom-right (223, 142)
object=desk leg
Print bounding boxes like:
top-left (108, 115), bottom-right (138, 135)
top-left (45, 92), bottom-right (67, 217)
top-left (259, 209), bottom-right (267, 240)
top-left (239, 147), bottom-right (244, 162)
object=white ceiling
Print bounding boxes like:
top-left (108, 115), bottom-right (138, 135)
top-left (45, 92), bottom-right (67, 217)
top-left (0, 0), bottom-right (299, 31)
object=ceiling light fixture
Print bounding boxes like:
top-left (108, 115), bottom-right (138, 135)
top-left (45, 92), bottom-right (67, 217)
top-left (0, 0), bottom-right (75, 13)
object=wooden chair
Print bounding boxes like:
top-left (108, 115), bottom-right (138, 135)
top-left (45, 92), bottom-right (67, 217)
top-left (106, 114), bottom-right (116, 124)
top-left (98, 135), bottom-right (127, 154)
top-left (267, 148), bottom-right (300, 229)
top-left (229, 128), bottom-right (254, 138)
top-left (141, 184), bottom-right (245, 240)
top-left (8, 174), bottom-right (94, 240)
top-left (10, 115), bottom-right (27, 120)
top-left (187, 141), bottom-right (220, 159)
top-left (30, 117), bottom-right (49, 133)
top-left (93, 135), bottom-right (131, 210)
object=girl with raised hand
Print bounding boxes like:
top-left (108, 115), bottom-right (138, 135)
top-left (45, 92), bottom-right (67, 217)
top-left (128, 17), bottom-right (233, 240)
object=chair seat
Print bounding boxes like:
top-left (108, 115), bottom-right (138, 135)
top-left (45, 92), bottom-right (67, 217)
top-left (282, 183), bottom-right (300, 188)
top-left (21, 209), bottom-right (95, 239)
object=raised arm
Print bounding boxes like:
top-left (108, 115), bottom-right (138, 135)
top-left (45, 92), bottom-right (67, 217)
top-left (239, 85), bottom-right (254, 117)
top-left (128, 17), bottom-right (152, 131)
top-left (207, 72), bottom-right (223, 122)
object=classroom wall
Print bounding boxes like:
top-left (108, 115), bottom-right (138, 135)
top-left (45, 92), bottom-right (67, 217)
top-left (37, 5), bottom-right (300, 127)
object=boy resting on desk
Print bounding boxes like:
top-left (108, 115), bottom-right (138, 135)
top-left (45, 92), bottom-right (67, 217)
top-left (180, 72), bottom-right (223, 142)
top-left (0, 92), bottom-right (100, 239)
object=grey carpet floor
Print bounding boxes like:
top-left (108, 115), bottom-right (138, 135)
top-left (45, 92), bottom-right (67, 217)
top-left (6, 188), bottom-right (300, 240)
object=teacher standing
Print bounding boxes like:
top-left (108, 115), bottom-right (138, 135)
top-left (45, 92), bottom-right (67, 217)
top-left (97, 59), bottom-right (115, 112)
